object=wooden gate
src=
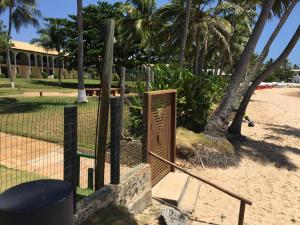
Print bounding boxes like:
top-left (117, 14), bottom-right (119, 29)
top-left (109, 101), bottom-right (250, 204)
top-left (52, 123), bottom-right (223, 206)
top-left (144, 90), bottom-right (177, 186)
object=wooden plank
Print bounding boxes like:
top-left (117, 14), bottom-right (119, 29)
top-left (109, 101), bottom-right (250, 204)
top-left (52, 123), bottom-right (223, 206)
top-left (95, 19), bottom-right (115, 190)
top-left (145, 89), bottom-right (177, 96)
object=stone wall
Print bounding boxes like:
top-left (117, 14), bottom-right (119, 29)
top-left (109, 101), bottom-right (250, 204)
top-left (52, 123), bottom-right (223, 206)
top-left (74, 163), bottom-right (151, 225)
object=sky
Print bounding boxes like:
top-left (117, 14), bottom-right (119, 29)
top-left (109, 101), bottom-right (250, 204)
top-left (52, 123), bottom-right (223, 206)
top-left (0, 0), bottom-right (299, 65)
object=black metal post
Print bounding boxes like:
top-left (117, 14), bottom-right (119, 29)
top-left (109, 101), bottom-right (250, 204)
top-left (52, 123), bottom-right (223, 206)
top-left (110, 97), bottom-right (121, 184)
top-left (88, 168), bottom-right (94, 190)
top-left (64, 106), bottom-right (78, 212)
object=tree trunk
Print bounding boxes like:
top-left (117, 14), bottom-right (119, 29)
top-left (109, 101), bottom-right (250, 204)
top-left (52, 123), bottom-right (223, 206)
top-left (233, 1), bottom-right (296, 109)
top-left (205, 0), bottom-right (275, 137)
top-left (179, 0), bottom-right (192, 67)
top-left (7, 6), bottom-right (13, 88)
top-left (58, 57), bottom-right (62, 86)
top-left (193, 27), bottom-right (201, 75)
top-left (229, 25), bottom-right (300, 135)
top-left (198, 32), bottom-right (208, 75)
top-left (77, 0), bottom-right (88, 102)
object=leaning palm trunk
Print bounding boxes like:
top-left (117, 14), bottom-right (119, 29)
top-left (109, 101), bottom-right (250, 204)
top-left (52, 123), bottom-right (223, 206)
top-left (204, 0), bottom-right (275, 137)
top-left (232, 1), bottom-right (297, 110)
top-left (229, 26), bottom-right (300, 135)
top-left (77, 0), bottom-right (88, 103)
top-left (179, 0), bottom-right (192, 67)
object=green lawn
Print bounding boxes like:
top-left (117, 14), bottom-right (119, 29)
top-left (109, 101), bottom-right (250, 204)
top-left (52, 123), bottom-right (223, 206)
top-left (0, 78), bottom-right (137, 94)
top-left (0, 165), bottom-right (43, 193)
top-left (0, 78), bottom-right (101, 92)
top-left (85, 206), bottom-right (138, 225)
top-left (0, 96), bottom-right (100, 149)
top-left (0, 96), bottom-right (131, 149)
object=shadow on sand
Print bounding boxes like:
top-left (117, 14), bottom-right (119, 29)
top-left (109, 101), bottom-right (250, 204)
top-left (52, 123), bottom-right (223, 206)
top-left (232, 123), bottom-right (300, 171)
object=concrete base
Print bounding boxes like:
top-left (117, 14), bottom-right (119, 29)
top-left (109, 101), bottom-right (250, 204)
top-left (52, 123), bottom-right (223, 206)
top-left (128, 190), bottom-right (152, 214)
top-left (152, 172), bottom-right (200, 214)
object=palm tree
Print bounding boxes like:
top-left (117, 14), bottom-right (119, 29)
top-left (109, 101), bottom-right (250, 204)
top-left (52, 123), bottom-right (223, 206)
top-left (118, 0), bottom-right (157, 66)
top-left (0, 0), bottom-right (41, 88)
top-left (157, 0), bottom-right (232, 74)
top-left (31, 18), bottom-right (67, 85)
top-left (77, 0), bottom-right (88, 102)
top-left (205, 0), bottom-right (295, 136)
top-left (179, 0), bottom-right (192, 67)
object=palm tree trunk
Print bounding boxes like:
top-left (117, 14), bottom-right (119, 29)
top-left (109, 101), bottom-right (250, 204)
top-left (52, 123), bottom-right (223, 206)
top-left (77, 0), bottom-right (88, 102)
top-left (58, 57), bottom-right (62, 86)
top-left (198, 32), bottom-right (208, 75)
top-left (204, 0), bottom-right (275, 137)
top-left (6, 6), bottom-right (14, 88)
top-left (229, 25), bottom-right (300, 135)
top-left (234, 1), bottom-right (296, 107)
top-left (179, 0), bottom-right (192, 67)
top-left (193, 27), bottom-right (201, 75)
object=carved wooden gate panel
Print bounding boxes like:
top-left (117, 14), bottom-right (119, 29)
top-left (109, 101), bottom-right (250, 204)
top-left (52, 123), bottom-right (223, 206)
top-left (144, 90), bottom-right (177, 186)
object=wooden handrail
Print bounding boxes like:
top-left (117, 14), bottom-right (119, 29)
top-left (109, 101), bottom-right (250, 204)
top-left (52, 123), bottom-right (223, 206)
top-left (149, 151), bottom-right (252, 205)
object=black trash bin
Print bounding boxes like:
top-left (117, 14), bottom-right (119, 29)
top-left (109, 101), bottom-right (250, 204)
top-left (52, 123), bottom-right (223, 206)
top-left (0, 179), bottom-right (74, 225)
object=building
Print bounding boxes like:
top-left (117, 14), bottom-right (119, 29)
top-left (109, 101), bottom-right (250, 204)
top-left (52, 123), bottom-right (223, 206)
top-left (0, 40), bottom-right (64, 78)
top-left (291, 69), bottom-right (300, 83)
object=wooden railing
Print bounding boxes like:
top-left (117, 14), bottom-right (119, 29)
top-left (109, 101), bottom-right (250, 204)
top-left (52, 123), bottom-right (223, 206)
top-left (149, 151), bottom-right (252, 225)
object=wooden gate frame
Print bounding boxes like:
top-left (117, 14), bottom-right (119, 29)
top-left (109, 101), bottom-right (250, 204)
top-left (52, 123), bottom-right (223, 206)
top-left (143, 90), bottom-right (177, 184)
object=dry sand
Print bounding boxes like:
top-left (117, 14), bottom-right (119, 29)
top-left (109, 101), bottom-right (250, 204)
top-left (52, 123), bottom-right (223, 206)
top-left (191, 88), bottom-right (300, 225)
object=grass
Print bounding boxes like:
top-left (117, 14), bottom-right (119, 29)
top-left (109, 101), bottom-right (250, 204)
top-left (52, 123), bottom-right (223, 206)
top-left (0, 96), bottom-right (131, 149)
top-left (85, 206), bottom-right (138, 225)
top-left (0, 78), bottom-right (101, 92)
top-left (0, 164), bottom-right (43, 192)
top-left (176, 127), bottom-right (235, 155)
top-left (0, 89), bottom-right (24, 96)
top-left (0, 164), bottom-right (94, 197)
top-left (176, 127), bottom-right (239, 168)
top-left (0, 96), bottom-right (100, 149)
top-left (0, 78), bottom-right (137, 94)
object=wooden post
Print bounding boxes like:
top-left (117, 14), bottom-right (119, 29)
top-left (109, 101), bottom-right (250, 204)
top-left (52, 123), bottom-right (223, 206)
top-left (151, 70), bottom-right (155, 82)
top-left (120, 67), bottom-right (126, 135)
top-left (146, 66), bottom-right (151, 92)
top-left (238, 201), bottom-right (246, 225)
top-left (95, 19), bottom-right (115, 190)
top-left (64, 106), bottom-right (78, 212)
top-left (110, 97), bottom-right (121, 184)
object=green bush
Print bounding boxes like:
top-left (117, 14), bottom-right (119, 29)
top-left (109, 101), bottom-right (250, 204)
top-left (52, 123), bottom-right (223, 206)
top-left (128, 64), bottom-right (227, 135)
top-left (41, 72), bottom-right (49, 79)
top-left (0, 74), bottom-right (6, 78)
top-left (54, 73), bottom-right (59, 79)
top-left (30, 73), bottom-right (42, 79)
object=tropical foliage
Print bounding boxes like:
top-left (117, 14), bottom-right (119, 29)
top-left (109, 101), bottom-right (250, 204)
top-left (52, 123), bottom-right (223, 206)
top-left (128, 64), bottom-right (227, 136)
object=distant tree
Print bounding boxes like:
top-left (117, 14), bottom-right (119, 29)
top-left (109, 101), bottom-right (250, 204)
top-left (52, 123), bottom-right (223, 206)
top-left (0, 0), bottom-right (41, 87)
top-left (61, 2), bottom-right (123, 74)
top-left (31, 18), bottom-right (67, 85)
top-left (0, 21), bottom-right (10, 53)
top-left (118, 0), bottom-right (157, 66)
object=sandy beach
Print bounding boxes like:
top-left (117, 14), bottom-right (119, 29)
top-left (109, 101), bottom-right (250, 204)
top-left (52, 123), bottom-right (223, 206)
top-left (192, 88), bottom-right (300, 225)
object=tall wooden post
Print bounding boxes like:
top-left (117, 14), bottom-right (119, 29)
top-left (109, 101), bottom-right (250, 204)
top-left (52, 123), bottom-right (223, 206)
top-left (95, 19), bottom-right (115, 190)
top-left (146, 66), bottom-right (151, 92)
top-left (120, 67), bottom-right (126, 133)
